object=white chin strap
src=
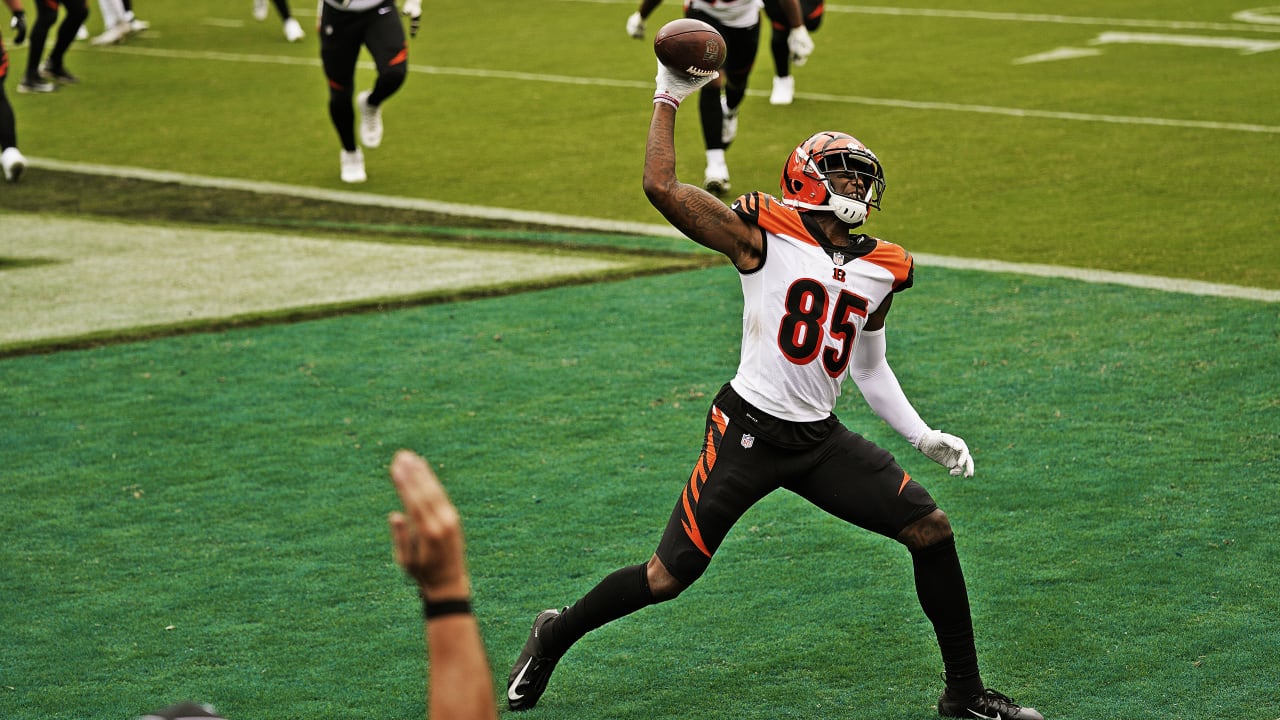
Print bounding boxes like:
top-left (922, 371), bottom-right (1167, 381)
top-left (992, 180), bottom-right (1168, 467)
top-left (829, 195), bottom-right (868, 225)
top-left (783, 195), bottom-right (869, 226)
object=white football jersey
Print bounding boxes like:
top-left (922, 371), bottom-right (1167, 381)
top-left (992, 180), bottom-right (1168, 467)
top-left (684, 0), bottom-right (764, 28)
top-left (321, 0), bottom-right (387, 11)
top-left (728, 192), bottom-right (914, 422)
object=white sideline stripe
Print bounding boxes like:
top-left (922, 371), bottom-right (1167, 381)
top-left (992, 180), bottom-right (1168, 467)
top-left (94, 46), bottom-right (1280, 135)
top-left (792, 92), bottom-right (1280, 134)
top-left (912, 254), bottom-right (1280, 303)
top-left (28, 157), bottom-right (1279, 304)
top-left (30, 157), bottom-right (677, 238)
top-left (821, 5), bottom-right (1280, 34)
top-left (564, 0), bottom-right (1280, 33)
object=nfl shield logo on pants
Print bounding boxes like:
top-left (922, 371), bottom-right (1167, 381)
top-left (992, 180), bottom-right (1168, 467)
top-left (740, 433), bottom-right (755, 449)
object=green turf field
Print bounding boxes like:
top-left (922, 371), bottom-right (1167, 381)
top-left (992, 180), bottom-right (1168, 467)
top-left (1, 2), bottom-right (1278, 719)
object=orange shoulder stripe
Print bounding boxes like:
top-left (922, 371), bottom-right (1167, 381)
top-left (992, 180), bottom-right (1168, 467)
top-left (861, 239), bottom-right (914, 285)
top-left (749, 193), bottom-right (819, 247)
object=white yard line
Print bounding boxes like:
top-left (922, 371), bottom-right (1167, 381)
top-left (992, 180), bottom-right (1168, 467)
top-left (565, 0), bottom-right (1280, 33)
top-left (19, 158), bottom-right (1280, 304)
top-left (92, 46), bottom-right (1280, 135)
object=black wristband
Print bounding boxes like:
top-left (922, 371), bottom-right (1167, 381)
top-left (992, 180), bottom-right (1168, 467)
top-left (422, 597), bottom-right (472, 620)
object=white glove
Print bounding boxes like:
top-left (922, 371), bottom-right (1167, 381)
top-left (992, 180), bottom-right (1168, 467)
top-left (626, 11), bottom-right (645, 39)
top-left (788, 25), bottom-right (814, 66)
top-left (914, 429), bottom-right (975, 477)
top-left (653, 60), bottom-right (716, 107)
top-left (403, 0), bottom-right (422, 38)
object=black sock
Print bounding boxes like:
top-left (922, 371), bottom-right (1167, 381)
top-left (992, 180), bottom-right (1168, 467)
top-left (541, 563), bottom-right (654, 658)
top-left (911, 537), bottom-right (983, 697)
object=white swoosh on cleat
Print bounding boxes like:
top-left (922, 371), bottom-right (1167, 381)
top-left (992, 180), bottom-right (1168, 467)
top-left (968, 711), bottom-right (1001, 720)
top-left (507, 658), bottom-right (533, 701)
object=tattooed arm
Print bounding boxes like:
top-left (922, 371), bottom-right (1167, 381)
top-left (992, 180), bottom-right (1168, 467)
top-left (641, 103), bottom-right (763, 272)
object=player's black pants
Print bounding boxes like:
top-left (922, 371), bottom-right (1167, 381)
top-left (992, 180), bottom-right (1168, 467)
top-left (656, 382), bottom-right (935, 584)
top-left (319, 0), bottom-right (408, 151)
top-left (26, 0), bottom-right (88, 81)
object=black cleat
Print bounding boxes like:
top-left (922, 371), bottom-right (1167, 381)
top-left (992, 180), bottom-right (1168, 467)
top-left (39, 63), bottom-right (80, 85)
top-left (17, 77), bottom-right (57, 93)
top-left (938, 687), bottom-right (1045, 720)
top-left (506, 608), bottom-right (562, 711)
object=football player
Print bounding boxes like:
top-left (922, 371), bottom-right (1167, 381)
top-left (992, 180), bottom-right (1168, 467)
top-left (251, 0), bottom-right (303, 43)
top-left (2, 0), bottom-right (27, 181)
top-left (316, 0), bottom-right (422, 183)
top-left (505, 60), bottom-right (1046, 720)
top-left (89, 0), bottom-right (148, 46)
top-left (763, 0), bottom-right (823, 105)
top-left (18, 0), bottom-right (86, 92)
top-left (625, 0), bottom-right (813, 196)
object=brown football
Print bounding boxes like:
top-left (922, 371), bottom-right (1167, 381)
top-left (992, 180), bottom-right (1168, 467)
top-left (653, 19), bottom-right (727, 78)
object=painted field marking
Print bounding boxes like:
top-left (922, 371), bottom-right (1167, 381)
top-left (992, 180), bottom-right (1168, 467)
top-left (1013, 47), bottom-right (1104, 65)
top-left (1092, 31), bottom-right (1280, 52)
top-left (566, 2), bottom-right (1280, 64)
top-left (810, 4), bottom-right (1280, 34)
top-left (566, 1), bottom-right (1280, 33)
top-left (22, 157), bottom-right (1280, 304)
top-left (1017, 31), bottom-right (1280, 63)
top-left (95, 45), bottom-right (1280, 135)
top-left (0, 212), bottom-right (645, 349)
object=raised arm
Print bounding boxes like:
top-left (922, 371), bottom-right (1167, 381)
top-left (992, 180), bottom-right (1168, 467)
top-left (642, 67), bottom-right (761, 271)
top-left (388, 450), bottom-right (499, 720)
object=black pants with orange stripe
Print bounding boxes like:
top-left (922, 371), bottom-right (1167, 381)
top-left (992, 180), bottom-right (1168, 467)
top-left (656, 382), bottom-right (937, 586)
top-left (319, 0), bottom-right (408, 151)
top-left (762, 0), bottom-right (825, 77)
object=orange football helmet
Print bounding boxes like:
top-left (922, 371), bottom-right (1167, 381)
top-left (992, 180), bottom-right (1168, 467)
top-left (780, 131), bottom-right (885, 226)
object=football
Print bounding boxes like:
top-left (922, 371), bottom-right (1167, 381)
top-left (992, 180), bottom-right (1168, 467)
top-left (653, 19), bottom-right (727, 78)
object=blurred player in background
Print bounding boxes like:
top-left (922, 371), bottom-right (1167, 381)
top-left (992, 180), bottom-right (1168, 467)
top-left (91, 0), bottom-right (147, 46)
top-left (2, 0), bottom-right (27, 180)
top-left (626, 0), bottom-right (813, 196)
top-left (505, 55), bottom-right (1046, 720)
top-left (762, 0), bottom-right (822, 105)
top-left (318, 0), bottom-right (422, 183)
top-left (19, 0), bottom-right (87, 92)
top-left (252, 0), bottom-right (303, 43)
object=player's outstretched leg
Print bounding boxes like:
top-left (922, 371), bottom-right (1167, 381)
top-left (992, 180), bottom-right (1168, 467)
top-left (506, 608), bottom-right (563, 711)
top-left (938, 687), bottom-right (1045, 720)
